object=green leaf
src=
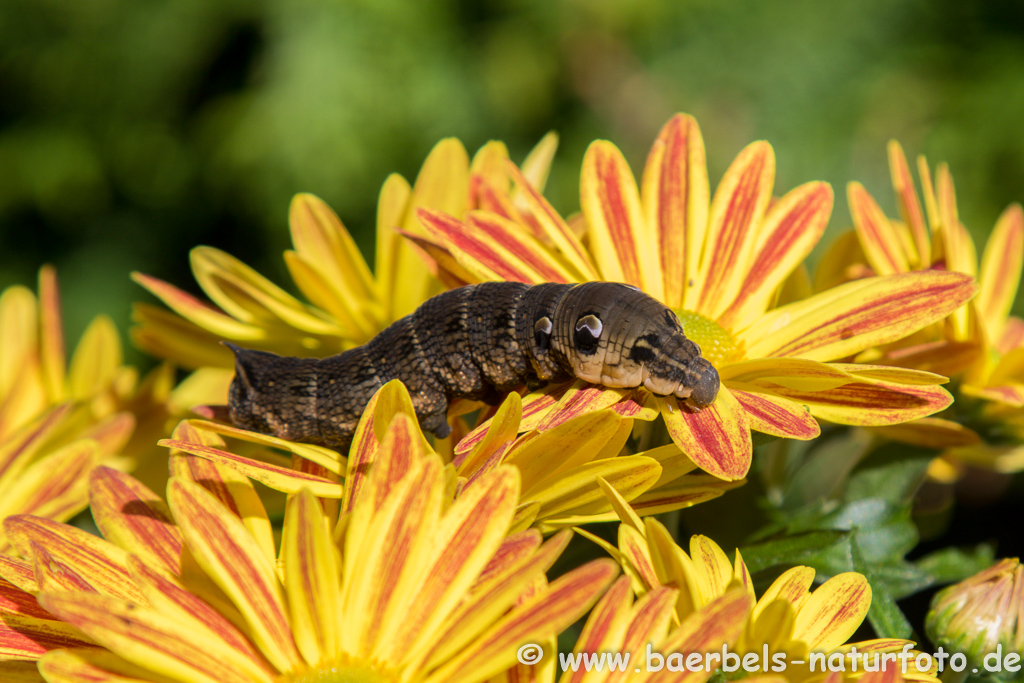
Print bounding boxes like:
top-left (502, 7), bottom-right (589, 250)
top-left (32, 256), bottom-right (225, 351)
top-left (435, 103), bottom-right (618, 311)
top-left (739, 530), bottom-right (852, 574)
top-left (915, 545), bottom-right (996, 585)
top-left (851, 542), bottom-right (914, 639)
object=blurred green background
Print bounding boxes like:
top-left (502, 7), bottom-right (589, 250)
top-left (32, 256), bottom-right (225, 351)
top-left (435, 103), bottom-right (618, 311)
top-left (3, 0), bottom-right (1024, 357)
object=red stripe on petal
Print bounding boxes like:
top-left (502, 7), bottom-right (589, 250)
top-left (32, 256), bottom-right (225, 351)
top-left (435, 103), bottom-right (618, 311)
top-left (730, 388), bottom-right (820, 440)
top-left (848, 182), bottom-right (909, 275)
top-left (888, 141), bottom-right (930, 266)
top-left (660, 389), bottom-right (752, 481)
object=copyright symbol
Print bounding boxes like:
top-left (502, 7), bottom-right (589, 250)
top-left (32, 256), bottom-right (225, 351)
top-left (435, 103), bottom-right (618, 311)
top-left (517, 643), bottom-right (544, 665)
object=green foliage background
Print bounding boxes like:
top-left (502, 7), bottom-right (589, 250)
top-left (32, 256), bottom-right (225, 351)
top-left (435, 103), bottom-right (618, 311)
top-left (3, 0), bottom-right (1024, 358)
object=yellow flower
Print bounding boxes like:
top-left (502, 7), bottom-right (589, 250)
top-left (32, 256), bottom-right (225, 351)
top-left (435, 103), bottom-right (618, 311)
top-left (131, 135), bottom-right (559, 370)
top-left (579, 483), bottom-right (937, 683)
top-left (0, 392), bottom-right (616, 683)
top-left (416, 114), bottom-right (976, 481)
top-left (160, 382), bottom-right (742, 532)
top-left (841, 141), bottom-right (1024, 472)
top-left (0, 266), bottom-right (174, 549)
top-left (539, 575), bottom-right (753, 683)
top-left (925, 557), bottom-right (1023, 669)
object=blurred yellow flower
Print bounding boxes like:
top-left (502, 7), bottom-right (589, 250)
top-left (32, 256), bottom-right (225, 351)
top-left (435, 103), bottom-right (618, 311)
top-left (840, 141), bottom-right (1024, 473)
top-left (416, 114), bottom-right (976, 481)
top-left (0, 387), bottom-right (616, 683)
top-left (0, 266), bottom-right (174, 549)
top-left (131, 135), bottom-right (559, 370)
top-left (580, 484), bottom-right (938, 683)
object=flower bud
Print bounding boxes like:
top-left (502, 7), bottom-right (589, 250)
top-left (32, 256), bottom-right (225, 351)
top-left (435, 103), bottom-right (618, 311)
top-left (926, 558), bottom-right (1022, 670)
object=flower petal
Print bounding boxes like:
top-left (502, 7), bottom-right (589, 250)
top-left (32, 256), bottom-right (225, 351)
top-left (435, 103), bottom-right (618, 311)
top-left (695, 141), bottom-right (775, 319)
top-left (524, 456), bottom-right (661, 521)
top-left (640, 114), bottom-right (710, 310)
top-left (720, 358), bottom-right (854, 391)
top-left (868, 417), bottom-right (980, 449)
top-left (454, 393), bottom-right (520, 476)
top-left (418, 209), bottom-right (565, 284)
top-left (88, 468), bottom-right (182, 575)
top-left (792, 572), bottom-right (870, 652)
top-left (508, 410), bottom-right (627, 497)
top-left (977, 203), bottom-right (1024, 341)
top-left (167, 478), bottom-right (301, 672)
top-left (740, 271), bottom-right (979, 362)
top-left (37, 266), bottom-right (65, 403)
top-left (653, 589), bottom-right (753, 683)
top-left (507, 162), bottom-right (597, 280)
top-left (282, 489), bottom-right (342, 666)
top-left (764, 380), bottom-right (952, 426)
top-left (848, 182), bottom-right (909, 275)
top-left (160, 439), bottom-right (342, 498)
top-left (659, 388), bottom-right (752, 481)
top-left (720, 182), bottom-right (833, 330)
top-left (4, 516), bottom-right (140, 603)
top-left (38, 591), bottom-right (272, 683)
top-left (729, 386), bottom-right (820, 440)
top-left (888, 141), bottom-right (930, 267)
top-left (424, 559), bottom-right (618, 683)
top-left (581, 141), bottom-right (663, 298)
top-left (536, 384), bottom-right (630, 432)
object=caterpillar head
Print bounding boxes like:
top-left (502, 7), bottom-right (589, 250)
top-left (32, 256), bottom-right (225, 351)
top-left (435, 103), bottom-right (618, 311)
top-left (549, 282), bottom-right (721, 410)
top-left (225, 343), bottom-right (321, 442)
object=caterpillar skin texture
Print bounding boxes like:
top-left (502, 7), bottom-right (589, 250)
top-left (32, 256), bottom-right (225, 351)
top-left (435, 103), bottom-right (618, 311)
top-left (227, 281), bottom-right (720, 451)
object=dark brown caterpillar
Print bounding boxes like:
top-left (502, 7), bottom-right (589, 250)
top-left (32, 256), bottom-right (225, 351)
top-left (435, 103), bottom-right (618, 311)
top-left (227, 281), bottom-right (720, 451)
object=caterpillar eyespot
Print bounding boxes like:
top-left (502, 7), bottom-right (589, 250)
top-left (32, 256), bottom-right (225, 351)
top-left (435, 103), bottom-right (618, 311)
top-left (226, 281), bottom-right (720, 451)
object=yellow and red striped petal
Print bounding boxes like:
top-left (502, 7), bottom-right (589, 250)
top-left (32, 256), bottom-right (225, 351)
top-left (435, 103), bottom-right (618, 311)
top-left (998, 316), bottom-right (1024, 354)
top-left (848, 182), bottom-right (909, 276)
top-left (741, 271), bottom-right (978, 362)
top-left (507, 162), bottom-right (597, 280)
top-left (38, 591), bottom-right (272, 683)
top-left (130, 303), bottom-right (236, 369)
top-left (4, 516), bottom-right (140, 603)
top-left (765, 379), bottom-right (952, 426)
top-left (179, 420), bottom-right (344, 476)
top-left (720, 182), bottom-right (833, 330)
top-left (581, 141), bottom-right (663, 299)
top-left (0, 579), bottom-right (94, 659)
top-left (454, 392), bottom-right (520, 477)
top-left (640, 114), bottom-right (710, 310)
top-left (418, 209), bottom-right (566, 285)
top-left (729, 386), bottom-right (820, 440)
top-left (282, 489), bottom-right (342, 666)
top-left (620, 585), bottom-right (678, 664)
top-left (167, 477), bottom-right (301, 672)
top-left (961, 382), bottom-right (1024, 408)
top-left (424, 559), bottom-right (618, 683)
top-left (0, 439), bottom-right (97, 522)
top-left (88, 467), bottom-right (182, 575)
top-left (652, 589), bottom-right (753, 683)
top-left (37, 267), bottom-right (65, 403)
top-left (536, 384), bottom-right (630, 432)
top-left (524, 456), bottom-right (661, 523)
top-left (978, 203), bottom-right (1024, 341)
top-left (389, 466), bottom-right (520, 665)
top-left (888, 141), bottom-right (930, 266)
top-left (627, 476), bottom-right (738, 517)
top-left (509, 410), bottom-right (627, 496)
top-left (559, 575), bottom-right (633, 683)
top-left (695, 142), bottom-right (775, 319)
top-left (168, 447), bottom-right (275, 565)
top-left (792, 572), bottom-right (870, 652)
top-left (37, 648), bottom-right (186, 683)
top-left (130, 274), bottom-right (266, 342)
top-left (426, 531), bottom-right (569, 668)
top-left (721, 358), bottom-right (854, 391)
top-left (160, 439), bottom-right (342, 498)
top-left (754, 566), bottom-right (815, 620)
top-left (659, 388), bottom-right (752, 481)
top-left (617, 524), bottom-right (660, 591)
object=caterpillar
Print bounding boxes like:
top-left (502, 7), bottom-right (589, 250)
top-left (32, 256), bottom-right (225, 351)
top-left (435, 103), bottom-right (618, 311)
top-left (227, 281), bottom-right (720, 451)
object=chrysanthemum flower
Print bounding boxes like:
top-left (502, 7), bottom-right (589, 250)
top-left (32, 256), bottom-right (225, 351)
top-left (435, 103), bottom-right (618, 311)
top-left (579, 483), bottom-right (937, 683)
top-left (0, 266), bottom-right (174, 549)
top-left (925, 557), bottom-right (1023, 668)
top-left (540, 575), bottom-right (753, 683)
top-left (0, 395), bottom-right (617, 682)
top-left (131, 135), bottom-right (558, 371)
top-left (415, 114), bottom-right (976, 480)
top-left (164, 381), bottom-right (742, 531)
top-left (842, 141), bottom-right (1024, 471)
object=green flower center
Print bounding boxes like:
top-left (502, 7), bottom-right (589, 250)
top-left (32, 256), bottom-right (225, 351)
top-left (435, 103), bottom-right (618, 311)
top-left (676, 310), bottom-right (740, 366)
top-left (283, 658), bottom-right (399, 683)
